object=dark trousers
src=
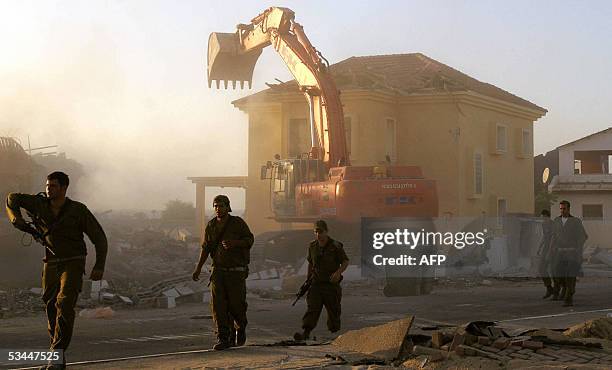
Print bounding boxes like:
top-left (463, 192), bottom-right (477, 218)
top-left (42, 259), bottom-right (85, 351)
top-left (210, 270), bottom-right (248, 339)
top-left (553, 252), bottom-right (580, 300)
top-left (302, 282), bottom-right (342, 333)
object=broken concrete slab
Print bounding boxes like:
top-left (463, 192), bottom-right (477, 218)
top-left (118, 295), bottom-right (134, 305)
top-left (412, 345), bottom-right (447, 361)
top-left (593, 251), bottom-right (612, 268)
top-left (156, 296), bottom-right (176, 309)
top-left (162, 288), bottom-right (180, 298)
top-left (332, 316), bottom-right (414, 361)
top-left (175, 285), bottom-right (194, 296)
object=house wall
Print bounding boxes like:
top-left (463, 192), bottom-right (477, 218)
top-left (559, 131), bottom-right (612, 176)
top-left (245, 106), bottom-right (283, 233)
top-left (458, 104), bottom-right (535, 217)
top-left (552, 191), bottom-right (612, 249)
top-left (240, 93), bottom-right (540, 234)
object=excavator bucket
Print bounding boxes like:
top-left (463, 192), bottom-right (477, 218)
top-left (207, 32), bottom-right (262, 89)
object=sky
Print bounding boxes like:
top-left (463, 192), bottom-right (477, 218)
top-left (0, 0), bottom-right (611, 211)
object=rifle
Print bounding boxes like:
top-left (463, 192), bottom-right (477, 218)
top-left (292, 274), bottom-right (314, 306)
top-left (24, 210), bottom-right (56, 256)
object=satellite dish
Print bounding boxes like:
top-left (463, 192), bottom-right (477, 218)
top-left (542, 167), bottom-right (550, 184)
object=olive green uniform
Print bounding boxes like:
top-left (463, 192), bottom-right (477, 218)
top-left (202, 215), bottom-right (253, 341)
top-left (302, 237), bottom-right (349, 333)
top-left (538, 218), bottom-right (554, 289)
top-left (5, 193), bottom-right (107, 351)
top-left (550, 215), bottom-right (587, 302)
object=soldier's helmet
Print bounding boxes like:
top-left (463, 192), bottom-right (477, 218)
top-left (213, 195), bottom-right (232, 212)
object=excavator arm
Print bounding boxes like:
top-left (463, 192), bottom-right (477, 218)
top-left (208, 7), bottom-right (349, 167)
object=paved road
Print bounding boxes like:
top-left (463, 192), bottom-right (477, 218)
top-left (1, 277), bottom-right (611, 367)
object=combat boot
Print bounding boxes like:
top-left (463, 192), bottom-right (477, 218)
top-left (542, 286), bottom-right (554, 299)
top-left (563, 296), bottom-right (574, 307)
top-left (236, 329), bottom-right (247, 346)
top-left (213, 337), bottom-right (231, 351)
top-left (293, 329), bottom-right (311, 341)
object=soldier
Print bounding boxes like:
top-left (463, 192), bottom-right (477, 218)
top-left (536, 209), bottom-right (555, 299)
top-left (192, 195), bottom-right (254, 350)
top-left (5, 171), bottom-right (107, 370)
top-left (550, 200), bottom-right (588, 307)
top-left (294, 220), bottom-right (349, 341)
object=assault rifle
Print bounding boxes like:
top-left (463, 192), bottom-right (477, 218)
top-left (292, 274), bottom-right (314, 306)
top-left (24, 210), bottom-right (56, 256)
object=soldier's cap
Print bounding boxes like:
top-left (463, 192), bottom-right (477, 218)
top-left (213, 195), bottom-right (232, 212)
top-left (314, 220), bottom-right (328, 232)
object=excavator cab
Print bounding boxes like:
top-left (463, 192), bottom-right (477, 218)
top-left (207, 32), bottom-right (262, 89)
top-left (264, 158), bottom-right (327, 218)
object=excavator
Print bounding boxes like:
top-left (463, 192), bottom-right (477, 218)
top-left (207, 8), bottom-right (438, 280)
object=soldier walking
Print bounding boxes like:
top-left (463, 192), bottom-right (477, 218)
top-left (192, 195), bottom-right (254, 350)
top-left (294, 220), bottom-right (349, 341)
top-left (5, 171), bottom-right (107, 369)
top-left (550, 200), bottom-right (588, 306)
top-left (537, 209), bottom-right (556, 299)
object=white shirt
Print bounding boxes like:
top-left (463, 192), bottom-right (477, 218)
top-left (561, 216), bottom-right (568, 225)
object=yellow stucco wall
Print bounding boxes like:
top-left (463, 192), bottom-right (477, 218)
top-left (458, 103), bottom-right (535, 217)
top-left (245, 106), bottom-right (283, 233)
top-left (239, 91), bottom-right (541, 234)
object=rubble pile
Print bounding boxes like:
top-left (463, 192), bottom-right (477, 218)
top-left (105, 229), bottom-right (199, 289)
top-left (0, 288), bottom-right (45, 318)
top-left (331, 317), bottom-right (612, 368)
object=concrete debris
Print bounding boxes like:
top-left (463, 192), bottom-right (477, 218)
top-left (0, 288), bottom-right (45, 318)
top-left (156, 296), bottom-right (176, 309)
top-left (118, 295), bottom-right (134, 305)
top-left (78, 306), bottom-right (115, 319)
top-left (332, 316), bottom-right (414, 361)
top-left (162, 288), bottom-right (181, 298)
top-left (593, 250), bottom-right (612, 268)
top-left (330, 316), bottom-right (612, 368)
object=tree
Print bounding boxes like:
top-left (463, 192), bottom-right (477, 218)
top-left (161, 199), bottom-right (195, 221)
top-left (534, 185), bottom-right (557, 215)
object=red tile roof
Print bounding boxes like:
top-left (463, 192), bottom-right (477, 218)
top-left (233, 53), bottom-right (546, 112)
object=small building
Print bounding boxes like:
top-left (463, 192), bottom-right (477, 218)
top-left (231, 53), bottom-right (547, 233)
top-left (547, 127), bottom-right (612, 248)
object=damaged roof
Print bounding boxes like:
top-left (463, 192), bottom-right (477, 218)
top-left (233, 53), bottom-right (546, 113)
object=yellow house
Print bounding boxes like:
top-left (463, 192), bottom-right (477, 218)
top-left (232, 53), bottom-right (547, 234)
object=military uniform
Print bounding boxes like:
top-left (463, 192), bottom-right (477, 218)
top-left (537, 218), bottom-right (554, 296)
top-left (202, 215), bottom-right (254, 343)
top-left (301, 237), bottom-right (349, 334)
top-left (5, 193), bottom-right (107, 352)
top-left (550, 215), bottom-right (587, 305)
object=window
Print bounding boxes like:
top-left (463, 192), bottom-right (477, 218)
top-left (344, 116), bottom-right (352, 156)
top-left (288, 118), bottom-right (310, 157)
top-left (496, 124), bottom-right (507, 152)
top-left (474, 152), bottom-right (483, 195)
top-left (574, 160), bottom-right (582, 175)
top-left (583, 204), bottom-right (603, 220)
top-left (385, 118), bottom-right (397, 163)
top-left (522, 129), bottom-right (532, 156)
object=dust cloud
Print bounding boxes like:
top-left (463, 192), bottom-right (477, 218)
top-left (0, 25), bottom-right (249, 212)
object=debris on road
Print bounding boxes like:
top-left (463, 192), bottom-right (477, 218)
top-left (327, 316), bottom-right (612, 368)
